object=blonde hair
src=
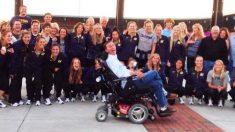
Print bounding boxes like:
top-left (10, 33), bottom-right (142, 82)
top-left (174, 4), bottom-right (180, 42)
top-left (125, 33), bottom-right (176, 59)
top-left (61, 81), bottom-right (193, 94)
top-left (170, 25), bottom-right (183, 51)
top-left (143, 19), bottom-right (154, 32)
top-left (91, 23), bottom-right (104, 45)
top-left (212, 60), bottom-right (226, 80)
top-left (86, 17), bottom-right (95, 26)
top-left (154, 24), bottom-right (163, 31)
top-left (51, 22), bottom-right (60, 31)
top-left (147, 53), bottom-right (161, 71)
top-left (190, 23), bottom-right (205, 40)
top-left (178, 22), bottom-right (189, 37)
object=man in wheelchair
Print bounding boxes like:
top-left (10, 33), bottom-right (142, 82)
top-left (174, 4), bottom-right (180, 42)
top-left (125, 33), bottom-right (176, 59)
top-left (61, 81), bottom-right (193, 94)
top-left (104, 41), bottom-right (175, 115)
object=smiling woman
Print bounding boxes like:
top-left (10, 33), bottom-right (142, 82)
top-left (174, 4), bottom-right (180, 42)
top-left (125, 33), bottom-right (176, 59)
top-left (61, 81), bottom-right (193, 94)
top-left (0, 0), bottom-right (15, 21)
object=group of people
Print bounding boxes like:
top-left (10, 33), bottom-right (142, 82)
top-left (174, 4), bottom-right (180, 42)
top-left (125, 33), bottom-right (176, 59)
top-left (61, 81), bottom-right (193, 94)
top-left (0, 5), bottom-right (235, 110)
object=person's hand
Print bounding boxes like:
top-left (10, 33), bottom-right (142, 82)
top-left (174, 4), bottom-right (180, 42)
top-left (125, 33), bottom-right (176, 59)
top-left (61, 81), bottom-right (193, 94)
top-left (135, 70), bottom-right (144, 78)
top-left (167, 61), bottom-right (171, 67)
top-left (55, 68), bottom-right (60, 72)
top-left (8, 48), bottom-right (14, 53)
top-left (80, 81), bottom-right (83, 84)
top-left (0, 47), bottom-right (6, 55)
top-left (217, 86), bottom-right (222, 92)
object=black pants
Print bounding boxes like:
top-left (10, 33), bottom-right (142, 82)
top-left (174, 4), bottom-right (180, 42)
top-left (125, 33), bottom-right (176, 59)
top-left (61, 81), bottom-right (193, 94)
top-left (43, 71), bottom-right (68, 99)
top-left (9, 72), bottom-right (23, 103)
top-left (165, 85), bottom-right (185, 97)
top-left (68, 84), bottom-right (88, 98)
top-left (207, 88), bottom-right (228, 103)
top-left (229, 88), bottom-right (235, 102)
top-left (185, 85), bottom-right (206, 99)
top-left (25, 71), bottom-right (42, 101)
top-left (0, 71), bottom-right (9, 92)
top-left (90, 82), bottom-right (110, 96)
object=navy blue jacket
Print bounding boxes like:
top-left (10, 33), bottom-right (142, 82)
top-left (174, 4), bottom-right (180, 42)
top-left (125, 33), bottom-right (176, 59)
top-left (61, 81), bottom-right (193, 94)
top-left (69, 33), bottom-right (89, 64)
top-left (168, 68), bottom-right (187, 89)
top-left (25, 50), bottom-right (47, 73)
top-left (86, 36), bottom-right (105, 60)
top-left (29, 34), bottom-right (38, 46)
top-left (0, 44), bottom-right (14, 73)
top-left (169, 40), bottom-right (186, 65)
top-left (44, 38), bottom-right (53, 54)
top-left (10, 40), bottom-right (34, 74)
top-left (186, 68), bottom-right (207, 91)
top-left (118, 33), bottom-right (139, 61)
top-left (43, 53), bottom-right (68, 78)
top-left (156, 35), bottom-right (170, 63)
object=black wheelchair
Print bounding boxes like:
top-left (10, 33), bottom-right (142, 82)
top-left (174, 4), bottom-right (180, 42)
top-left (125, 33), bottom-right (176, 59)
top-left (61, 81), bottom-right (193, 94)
top-left (95, 58), bottom-right (173, 124)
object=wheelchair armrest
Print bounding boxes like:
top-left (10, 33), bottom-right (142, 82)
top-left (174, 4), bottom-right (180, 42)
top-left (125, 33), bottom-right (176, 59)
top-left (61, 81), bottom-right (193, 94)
top-left (113, 76), bottom-right (133, 82)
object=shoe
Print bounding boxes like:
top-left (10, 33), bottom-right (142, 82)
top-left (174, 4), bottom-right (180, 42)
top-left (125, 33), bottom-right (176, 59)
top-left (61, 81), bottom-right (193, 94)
top-left (179, 97), bottom-right (185, 104)
top-left (65, 98), bottom-right (70, 103)
top-left (12, 102), bottom-right (19, 107)
top-left (92, 96), bottom-right (97, 102)
top-left (198, 99), bottom-right (203, 105)
top-left (101, 95), bottom-right (106, 103)
top-left (81, 96), bottom-right (85, 102)
top-left (71, 98), bottom-right (76, 102)
top-left (159, 107), bottom-right (174, 117)
top-left (19, 100), bottom-right (24, 105)
top-left (45, 98), bottom-right (52, 105)
top-left (0, 100), bottom-right (7, 108)
top-left (218, 100), bottom-right (223, 107)
top-left (35, 101), bottom-right (40, 106)
top-left (208, 99), bottom-right (213, 106)
top-left (26, 100), bottom-right (31, 105)
top-left (57, 97), bottom-right (64, 104)
top-left (189, 97), bottom-right (194, 105)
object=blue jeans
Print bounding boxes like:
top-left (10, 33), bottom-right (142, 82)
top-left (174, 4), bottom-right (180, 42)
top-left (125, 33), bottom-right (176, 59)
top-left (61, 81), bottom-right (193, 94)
top-left (204, 60), bottom-right (214, 73)
top-left (132, 70), bottom-right (168, 107)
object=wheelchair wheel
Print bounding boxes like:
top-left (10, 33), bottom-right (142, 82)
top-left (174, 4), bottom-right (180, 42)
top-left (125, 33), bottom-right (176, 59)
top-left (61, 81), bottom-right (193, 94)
top-left (128, 104), bottom-right (149, 124)
top-left (96, 110), bottom-right (108, 122)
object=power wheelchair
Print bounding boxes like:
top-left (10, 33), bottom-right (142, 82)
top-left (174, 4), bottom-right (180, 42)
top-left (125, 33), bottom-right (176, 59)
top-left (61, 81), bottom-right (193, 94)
top-left (95, 58), bottom-right (173, 124)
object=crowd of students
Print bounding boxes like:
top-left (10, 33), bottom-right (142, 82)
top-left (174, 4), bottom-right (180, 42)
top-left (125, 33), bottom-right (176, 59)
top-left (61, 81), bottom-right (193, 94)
top-left (0, 5), bottom-right (235, 109)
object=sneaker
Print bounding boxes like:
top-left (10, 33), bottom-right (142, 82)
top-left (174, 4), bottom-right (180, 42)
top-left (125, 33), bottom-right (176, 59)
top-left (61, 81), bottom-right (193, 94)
top-left (65, 98), bottom-right (70, 103)
top-left (208, 99), bottom-right (213, 106)
top-left (19, 100), bottom-right (24, 105)
top-left (198, 99), bottom-right (203, 105)
top-left (45, 98), bottom-right (52, 105)
top-left (179, 97), bottom-right (185, 104)
top-left (101, 95), bottom-right (106, 103)
top-left (218, 100), bottom-right (223, 107)
top-left (81, 96), bottom-right (85, 102)
top-left (0, 100), bottom-right (7, 108)
top-left (92, 95), bottom-right (97, 102)
top-left (57, 97), bottom-right (64, 104)
top-left (12, 102), bottom-right (19, 107)
top-left (71, 98), bottom-right (76, 102)
top-left (26, 100), bottom-right (31, 105)
top-left (189, 97), bottom-right (194, 105)
top-left (35, 101), bottom-right (40, 106)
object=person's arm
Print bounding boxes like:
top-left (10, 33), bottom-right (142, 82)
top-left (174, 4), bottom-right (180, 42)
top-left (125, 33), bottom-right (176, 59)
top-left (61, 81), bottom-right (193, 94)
top-left (207, 70), bottom-right (218, 90)
top-left (151, 43), bottom-right (156, 55)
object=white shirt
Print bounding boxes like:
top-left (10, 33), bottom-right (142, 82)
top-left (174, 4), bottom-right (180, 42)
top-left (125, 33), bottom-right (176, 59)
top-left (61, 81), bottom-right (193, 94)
top-left (106, 54), bottom-right (131, 78)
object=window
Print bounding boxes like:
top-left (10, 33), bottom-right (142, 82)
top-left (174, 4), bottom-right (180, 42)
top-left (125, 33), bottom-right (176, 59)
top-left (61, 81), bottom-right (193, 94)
top-left (124, 0), bottom-right (213, 19)
top-left (23, 0), bottom-right (116, 18)
top-left (223, 0), bottom-right (235, 15)
top-left (0, 0), bottom-right (15, 21)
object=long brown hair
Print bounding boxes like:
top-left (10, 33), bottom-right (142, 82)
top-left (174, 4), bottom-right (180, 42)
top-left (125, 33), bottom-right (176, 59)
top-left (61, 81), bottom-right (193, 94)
top-left (68, 58), bottom-right (82, 84)
top-left (147, 53), bottom-right (161, 71)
